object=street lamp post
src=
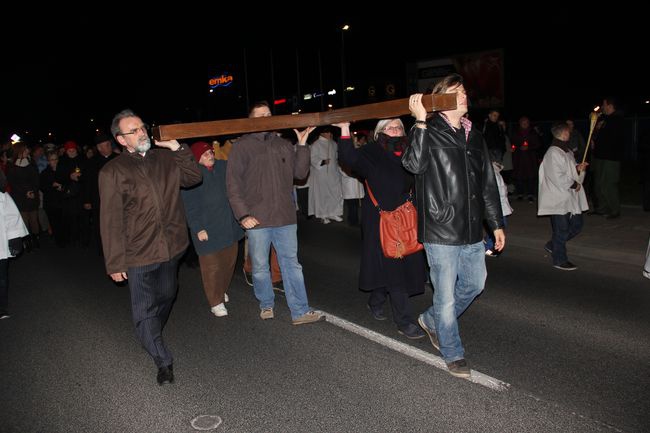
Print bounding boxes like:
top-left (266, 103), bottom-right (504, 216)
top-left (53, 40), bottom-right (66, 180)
top-left (340, 24), bottom-right (349, 107)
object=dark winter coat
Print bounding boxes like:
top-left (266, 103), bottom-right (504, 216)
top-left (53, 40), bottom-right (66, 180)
top-left (7, 163), bottom-right (39, 212)
top-left (181, 162), bottom-right (244, 256)
top-left (99, 147), bottom-right (202, 274)
top-left (338, 136), bottom-right (426, 294)
top-left (510, 127), bottom-right (542, 180)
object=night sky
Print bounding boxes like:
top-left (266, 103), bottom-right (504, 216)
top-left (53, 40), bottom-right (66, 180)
top-left (2, 10), bottom-right (646, 145)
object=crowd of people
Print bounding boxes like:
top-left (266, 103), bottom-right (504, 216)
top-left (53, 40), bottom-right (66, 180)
top-left (0, 74), bottom-right (635, 385)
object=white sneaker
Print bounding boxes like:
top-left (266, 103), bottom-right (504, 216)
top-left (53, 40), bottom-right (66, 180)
top-left (330, 215), bottom-right (343, 222)
top-left (224, 293), bottom-right (229, 303)
top-left (320, 218), bottom-right (330, 224)
top-left (211, 303), bottom-right (228, 317)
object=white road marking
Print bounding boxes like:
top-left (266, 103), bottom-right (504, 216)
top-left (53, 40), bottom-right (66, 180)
top-left (321, 310), bottom-right (510, 392)
top-left (190, 415), bottom-right (223, 430)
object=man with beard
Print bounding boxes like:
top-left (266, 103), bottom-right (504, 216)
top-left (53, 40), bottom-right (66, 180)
top-left (99, 109), bottom-right (202, 385)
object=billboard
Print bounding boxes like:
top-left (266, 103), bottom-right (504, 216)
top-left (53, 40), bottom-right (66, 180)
top-left (410, 49), bottom-right (504, 108)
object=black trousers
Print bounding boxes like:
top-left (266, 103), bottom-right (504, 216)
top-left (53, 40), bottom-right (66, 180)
top-left (127, 255), bottom-right (180, 368)
top-left (0, 259), bottom-right (8, 313)
top-left (345, 199), bottom-right (360, 226)
top-left (368, 285), bottom-right (414, 328)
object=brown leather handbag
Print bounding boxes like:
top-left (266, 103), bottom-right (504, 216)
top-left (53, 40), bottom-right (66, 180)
top-left (365, 181), bottom-right (423, 259)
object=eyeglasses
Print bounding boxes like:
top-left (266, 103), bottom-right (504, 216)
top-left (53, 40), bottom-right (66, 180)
top-left (118, 124), bottom-right (149, 137)
top-left (383, 125), bottom-right (403, 132)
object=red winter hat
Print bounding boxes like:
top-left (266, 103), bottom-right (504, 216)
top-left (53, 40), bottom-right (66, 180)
top-left (63, 141), bottom-right (78, 151)
top-left (191, 141), bottom-right (212, 161)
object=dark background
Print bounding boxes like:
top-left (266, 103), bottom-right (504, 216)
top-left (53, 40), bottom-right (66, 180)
top-left (2, 10), bottom-right (646, 145)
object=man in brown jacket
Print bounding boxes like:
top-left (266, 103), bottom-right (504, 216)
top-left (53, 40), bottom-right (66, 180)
top-left (99, 109), bottom-right (202, 385)
top-left (226, 101), bottom-right (324, 325)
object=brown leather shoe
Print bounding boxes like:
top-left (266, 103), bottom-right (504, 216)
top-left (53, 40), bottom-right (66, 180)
top-left (292, 311), bottom-right (325, 325)
top-left (446, 359), bottom-right (471, 378)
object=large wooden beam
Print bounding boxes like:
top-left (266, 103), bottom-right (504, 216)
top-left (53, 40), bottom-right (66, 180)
top-left (152, 93), bottom-right (456, 141)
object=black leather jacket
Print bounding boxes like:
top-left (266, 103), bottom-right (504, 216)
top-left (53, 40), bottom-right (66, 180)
top-left (402, 114), bottom-right (503, 245)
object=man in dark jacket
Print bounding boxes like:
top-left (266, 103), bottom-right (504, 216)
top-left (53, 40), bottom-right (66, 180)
top-left (99, 109), bottom-right (202, 385)
top-left (87, 133), bottom-right (117, 253)
top-left (56, 141), bottom-right (89, 247)
top-left (402, 74), bottom-right (505, 379)
top-left (591, 97), bottom-right (624, 218)
top-left (226, 101), bottom-right (324, 326)
top-left (482, 109), bottom-right (506, 162)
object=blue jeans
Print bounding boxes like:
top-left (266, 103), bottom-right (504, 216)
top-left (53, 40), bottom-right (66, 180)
top-left (247, 224), bottom-right (311, 319)
top-left (546, 213), bottom-right (583, 265)
top-left (420, 242), bottom-right (487, 363)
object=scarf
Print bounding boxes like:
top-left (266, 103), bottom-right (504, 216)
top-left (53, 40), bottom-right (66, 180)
top-left (376, 133), bottom-right (408, 157)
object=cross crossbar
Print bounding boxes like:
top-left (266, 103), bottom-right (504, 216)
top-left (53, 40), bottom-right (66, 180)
top-left (152, 93), bottom-right (456, 141)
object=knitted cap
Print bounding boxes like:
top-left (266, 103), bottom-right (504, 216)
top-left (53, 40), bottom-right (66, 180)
top-left (191, 141), bottom-right (212, 161)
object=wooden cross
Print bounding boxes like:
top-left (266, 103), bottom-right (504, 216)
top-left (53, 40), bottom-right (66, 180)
top-left (152, 93), bottom-right (456, 141)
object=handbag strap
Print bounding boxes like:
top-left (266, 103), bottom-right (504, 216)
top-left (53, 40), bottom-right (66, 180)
top-left (365, 180), bottom-right (413, 213)
top-left (364, 180), bottom-right (381, 211)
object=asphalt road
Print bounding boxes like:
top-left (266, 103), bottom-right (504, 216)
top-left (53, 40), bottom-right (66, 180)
top-left (1, 217), bottom-right (648, 432)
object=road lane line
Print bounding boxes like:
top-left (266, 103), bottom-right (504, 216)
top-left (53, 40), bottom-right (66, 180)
top-left (322, 310), bottom-right (510, 391)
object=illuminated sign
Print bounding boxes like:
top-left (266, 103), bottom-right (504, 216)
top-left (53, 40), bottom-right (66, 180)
top-left (208, 73), bottom-right (234, 89)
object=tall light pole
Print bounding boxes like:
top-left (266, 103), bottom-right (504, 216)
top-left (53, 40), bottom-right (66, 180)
top-left (340, 24), bottom-right (350, 107)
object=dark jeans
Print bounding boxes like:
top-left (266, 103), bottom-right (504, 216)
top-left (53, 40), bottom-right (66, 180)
top-left (547, 213), bottom-right (584, 265)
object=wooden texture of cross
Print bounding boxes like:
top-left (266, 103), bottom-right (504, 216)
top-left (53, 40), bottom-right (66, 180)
top-left (152, 93), bottom-right (456, 141)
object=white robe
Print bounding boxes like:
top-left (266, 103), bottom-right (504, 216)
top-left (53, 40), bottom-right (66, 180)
top-left (340, 168), bottom-right (364, 200)
top-left (537, 146), bottom-right (589, 216)
top-left (0, 192), bottom-right (29, 260)
top-left (308, 137), bottom-right (343, 218)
